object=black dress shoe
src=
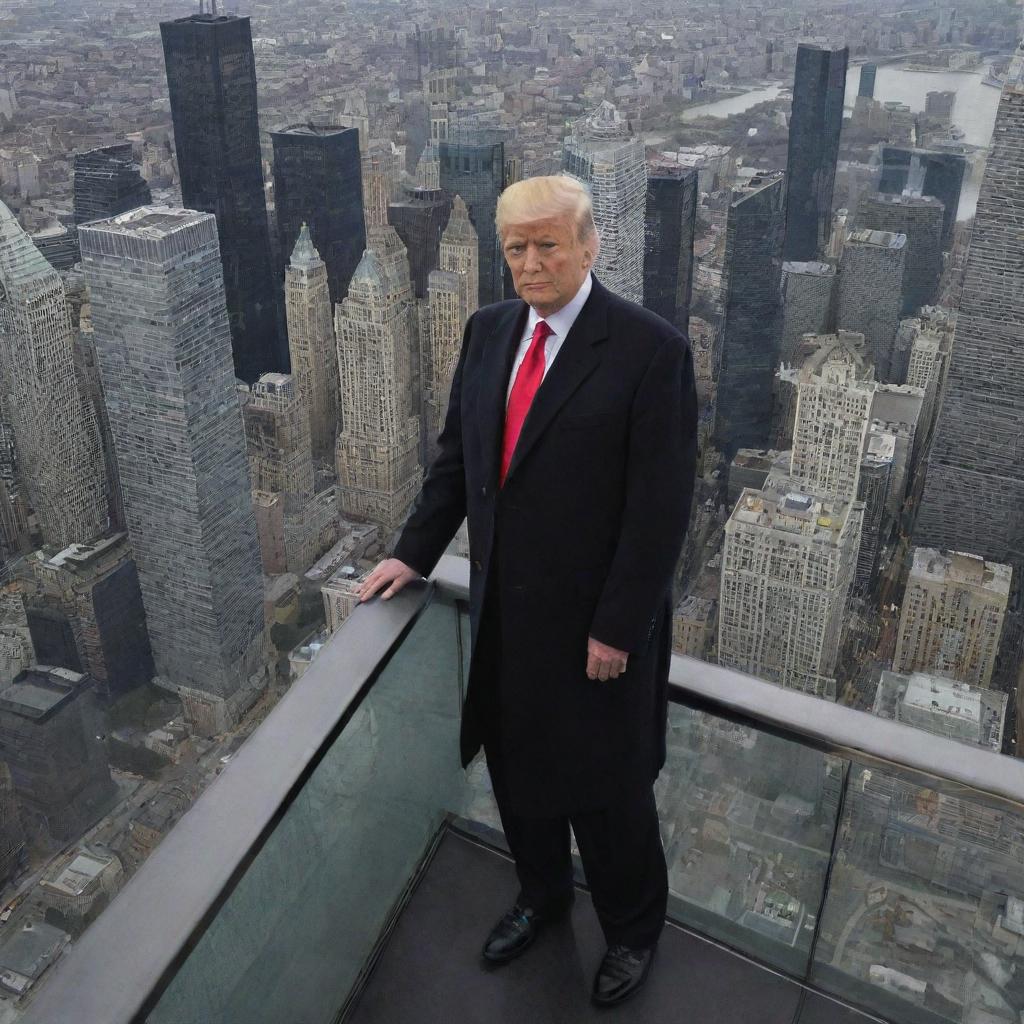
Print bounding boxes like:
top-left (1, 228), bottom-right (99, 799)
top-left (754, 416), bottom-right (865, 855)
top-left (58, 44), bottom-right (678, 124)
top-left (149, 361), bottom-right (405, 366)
top-left (481, 897), bottom-right (573, 964)
top-left (481, 903), bottom-right (542, 963)
top-left (591, 944), bottom-right (655, 1006)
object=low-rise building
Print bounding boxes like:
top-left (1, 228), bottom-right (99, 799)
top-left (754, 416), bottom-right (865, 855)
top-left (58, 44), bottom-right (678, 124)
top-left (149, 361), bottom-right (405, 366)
top-left (873, 670), bottom-right (1007, 751)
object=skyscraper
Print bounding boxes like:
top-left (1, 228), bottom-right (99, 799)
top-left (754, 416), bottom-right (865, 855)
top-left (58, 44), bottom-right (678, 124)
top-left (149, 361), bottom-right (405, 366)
top-left (836, 228), bottom-right (906, 380)
top-left (563, 102), bottom-right (647, 304)
top-left (270, 124), bottom-right (366, 307)
top-left (79, 208), bottom-right (267, 735)
top-left (284, 226), bottom-right (338, 463)
top-left (388, 185), bottom-right (452, 299)
top-left (334, 249), bottom-right (422, 534)
top-left (29, 534), bottom-right (154, 701)
top-left (779, 261), bottom-right (836, 364)
top-left (894, 548), bottom-right (1010, 689)
top-left (916, 61), bottom-right (1024, 698)
top-left (362, 139), bottom-right (404, 230)
top-left (439, 131), bottom-right (505, 305)
top-left (856, 429), bottom-right (896, 592)
top-left (160, 14), bottom-right (284, 383)
top-left (0, 202), bottom-right (108, 548)
top-left (243, 373), bottom-right (320, 575)
top-left (423, 197), bottom-right (479, 462)
top-left (72, 144), bottom-right (151, 226)
top-left (0, 666), bottom-right (115, 845)
top-left (871, 383), bottom-right (924, 526)
top-left (714, 171), bottom-right (786, 457)
top-left (783, 43), bottom-right (849, 261)
top-left (643, 163), bottom-right (697, 332)
top-left (438, 195), bottom-right (479, 315)
top-left (856, 191), bottom-right (945, 315)
top-left (789, 348), bottom-right (876, 503)
top-left (719, 474), bottom-right (863, 700)
top-left (858, 63), bottom-right (877, 98)
top-left (878, 147), bottom-right (966, 252)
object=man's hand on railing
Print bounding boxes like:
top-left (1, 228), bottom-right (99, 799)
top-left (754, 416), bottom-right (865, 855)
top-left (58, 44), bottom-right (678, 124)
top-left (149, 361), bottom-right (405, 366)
top-left (356, 558), bottom-right (423, 603)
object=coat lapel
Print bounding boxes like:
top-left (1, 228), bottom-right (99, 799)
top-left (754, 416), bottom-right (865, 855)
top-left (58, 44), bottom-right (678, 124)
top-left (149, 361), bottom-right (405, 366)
top-left (477, 300), bottom-right (529, 491)
top-left (506, 280), bottom-right (610, 485)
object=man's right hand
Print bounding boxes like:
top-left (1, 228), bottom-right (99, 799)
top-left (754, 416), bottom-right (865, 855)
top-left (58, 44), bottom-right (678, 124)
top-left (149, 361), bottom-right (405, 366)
top-left (356, 558), bottom-right (422, 603)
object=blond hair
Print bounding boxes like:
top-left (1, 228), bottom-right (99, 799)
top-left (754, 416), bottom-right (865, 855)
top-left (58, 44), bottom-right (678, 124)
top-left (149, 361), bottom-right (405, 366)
top-left (495, 174), bottom-right (599, 247)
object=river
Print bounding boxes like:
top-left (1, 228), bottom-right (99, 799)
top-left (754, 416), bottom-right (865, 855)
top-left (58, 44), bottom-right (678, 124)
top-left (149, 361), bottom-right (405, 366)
top-left (669, 61), bottom-right (1004, 220)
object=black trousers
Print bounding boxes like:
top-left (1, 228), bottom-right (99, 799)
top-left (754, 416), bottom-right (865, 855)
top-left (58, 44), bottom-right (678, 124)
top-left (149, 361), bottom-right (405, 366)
top-left (475, 541), bottom-right (668, 950)
top-left (485, 743), bottom-right (668, 949)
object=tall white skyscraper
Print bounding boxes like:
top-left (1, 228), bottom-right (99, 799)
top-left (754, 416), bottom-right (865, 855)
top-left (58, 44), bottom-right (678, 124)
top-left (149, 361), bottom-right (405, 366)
top-left (0, 202), bottom-right (108, 548)
top-left (334, 247), bottom-right (422, 535)
top-left (563, 102), bottom-right (647, 304)
top-left (79, 207), bottom-right (267, 735)
top-left (790, 346), bottom-right (877, 503)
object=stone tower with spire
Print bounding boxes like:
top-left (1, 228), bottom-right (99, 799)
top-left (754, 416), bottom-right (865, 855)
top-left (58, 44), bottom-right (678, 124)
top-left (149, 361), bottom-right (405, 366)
top-left (285, 224), bottom-right (338, 463)
top-left (423, 196), bottom-right (479, 462)
top-left (334, 249), bottom-right (422, 534)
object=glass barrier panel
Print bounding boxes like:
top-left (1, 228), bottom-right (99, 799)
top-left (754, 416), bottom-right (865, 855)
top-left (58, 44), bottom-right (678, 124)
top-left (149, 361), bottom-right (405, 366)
top-left (658, 702), bottom-right (846, 976)
top-left (147, 593), bottom-right (468, 1024)
top-left (812, 759), bottom-right (1024, 1024)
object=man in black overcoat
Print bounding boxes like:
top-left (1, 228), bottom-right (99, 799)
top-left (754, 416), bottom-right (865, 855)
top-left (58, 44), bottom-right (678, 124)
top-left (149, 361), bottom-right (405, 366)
top-left (358, 174), bottom-right (698, 1006)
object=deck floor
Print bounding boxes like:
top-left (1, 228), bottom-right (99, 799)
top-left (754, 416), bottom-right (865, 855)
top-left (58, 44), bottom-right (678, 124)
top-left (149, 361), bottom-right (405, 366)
top-left (345, 826), bottom-right (882, 1024)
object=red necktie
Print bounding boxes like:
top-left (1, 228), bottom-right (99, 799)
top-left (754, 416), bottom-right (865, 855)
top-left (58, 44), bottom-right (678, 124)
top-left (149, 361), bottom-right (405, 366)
top-left (500, 319), bottom-right (552, 487)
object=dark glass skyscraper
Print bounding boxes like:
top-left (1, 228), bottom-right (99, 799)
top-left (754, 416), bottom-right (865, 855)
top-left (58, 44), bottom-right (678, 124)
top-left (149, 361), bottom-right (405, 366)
top-left (388, 185), bottom-right (452, 299)
top-left (784, 43), bottom-right (849, 262)
top-left (271, 123), bottom-right (366, 307)
top-left (439, 133), bottom-right (505, 305)
top-left (73, 144), bottom-right (151, 226)
top-left (715, 172), bottom-right (786, 457)
top-left (642, 165), bottom-right (697, 332)
top-left (160, 13), bottom-right (284, 382)
top-left (878, 146), bottom-right (966, 252)
top-left (858, 63), bottom-right (877, 98)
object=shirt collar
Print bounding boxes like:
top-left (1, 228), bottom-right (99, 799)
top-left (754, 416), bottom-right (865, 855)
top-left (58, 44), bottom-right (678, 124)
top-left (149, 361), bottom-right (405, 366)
top-left (525, 272), bottom-right (593, 341)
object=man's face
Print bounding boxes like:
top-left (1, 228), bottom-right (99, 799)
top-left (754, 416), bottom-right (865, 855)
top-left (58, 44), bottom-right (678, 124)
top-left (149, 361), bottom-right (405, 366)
top-left (501, 213), bottom-right (594, 316)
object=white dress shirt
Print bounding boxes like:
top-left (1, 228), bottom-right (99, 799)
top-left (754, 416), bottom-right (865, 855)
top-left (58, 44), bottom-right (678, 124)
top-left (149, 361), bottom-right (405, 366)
top-left (505, 273), bottom-right (593, 408)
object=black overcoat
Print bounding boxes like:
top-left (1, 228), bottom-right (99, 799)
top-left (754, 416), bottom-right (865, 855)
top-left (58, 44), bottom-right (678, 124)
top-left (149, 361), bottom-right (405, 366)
top-left (394, 276), bottom-right (698, 816)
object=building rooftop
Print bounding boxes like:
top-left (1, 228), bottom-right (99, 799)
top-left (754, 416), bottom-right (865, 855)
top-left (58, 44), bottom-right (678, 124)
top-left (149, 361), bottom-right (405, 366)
top-left (873, 670), bottom-right (1007, 752)
top-left (44, 533), bottom-right (128, 574)
top-left (909, 547), bottom-right (1013, 595)
top-left (674, 594), bottom-right (714, 620)
top-left (40, 849), bottom-right (117, 898)
top-left (85, 205), bottom-right (212, 241)
top-left (731, 448), bottom-right (780, 471)
top-left (863, 429), bottom-right (896, 467)
top-left (288, 223), bottom-right (322, 270)
top-left (271, 123), bottom-right (357, 138)
top-left (729, 479), bottom-right (858, 542)
top-left (0, 920), bottom-right (68, 983)
top-left (162, 14), bottom-right (245, 27)
top-left (845, 227), bottom-right (907, 249)
top-left (0, 666), bottom-right (87, 720)
top-left (782, 260), bottom-right (835, 278)
top-left (730, 170), bottom-right (784, 203)
top-left (863, 191), bottom-right (945, 210)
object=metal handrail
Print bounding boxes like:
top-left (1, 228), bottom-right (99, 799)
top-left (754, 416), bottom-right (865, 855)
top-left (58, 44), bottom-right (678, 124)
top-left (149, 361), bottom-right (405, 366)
top-left (431, 553), bottom-right (1024, 809)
